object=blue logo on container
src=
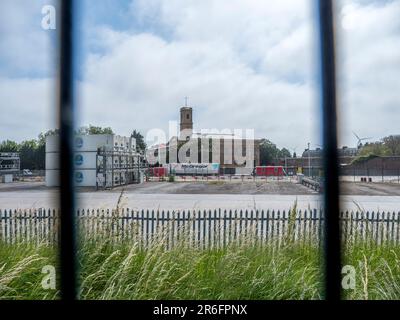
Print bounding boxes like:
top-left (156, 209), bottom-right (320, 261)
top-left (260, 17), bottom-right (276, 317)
top-left (75, 171), bottom-right (83, 183)
top-left (75, 154), bottom-right (83, 166)
top-left (212, 163), bottom-right (219, 170)
top-left (75, 137), bottom-right (83, 149)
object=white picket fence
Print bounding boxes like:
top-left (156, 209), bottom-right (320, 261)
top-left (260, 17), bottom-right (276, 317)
top-left (0, 209), bottom-right (399, 247)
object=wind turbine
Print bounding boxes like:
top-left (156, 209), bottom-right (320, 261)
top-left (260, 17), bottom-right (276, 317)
top-left (353, 132), bottom-right (372, 149)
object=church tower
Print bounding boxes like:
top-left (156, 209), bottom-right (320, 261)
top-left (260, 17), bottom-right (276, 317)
top-left (180, 106), bottom-right (193, 140)
top-left (180, 107), bottom-right (193, 131)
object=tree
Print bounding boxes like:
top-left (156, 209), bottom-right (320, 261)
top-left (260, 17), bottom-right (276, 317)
top-left (278, 148), bottom-right (291, 159)
top-left (259, 139), bottom-right (291, 165)
top-left (0, 140), bottom-right (19, 152)
top-left (358, 142), bottom-right (391, 157)
top-left (38, 129), bottom-right (59, 145)
top-left (77, 125), bottom-right (113, 135)
top-left (19, 140), bottom-right (39, 170)
top-left (259, 139), bottom-right (279, 165)
top-left (131, 130), bottom-right (147, 153)
top-left (0, 126), bottom-right (116, 171)
top-left (382, 135), bottom-right (400, 156)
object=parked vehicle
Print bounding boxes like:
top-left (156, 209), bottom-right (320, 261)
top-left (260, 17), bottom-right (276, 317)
top-left (253, 166), bottom-right (285, 177)
top-left (22, 169), bottom-right (33, 176)
top-left (147, 167), bottom-right (167, 177)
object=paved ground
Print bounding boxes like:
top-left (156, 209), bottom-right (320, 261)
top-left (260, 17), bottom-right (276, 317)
top-left (118, 180), bottom-right (316, 195)
top-left (2, 180), bottom-right (399, 195)
top-left (0, 180), bottom-right (399, 212)
top-left (340, 181), bottom-right (400, 196)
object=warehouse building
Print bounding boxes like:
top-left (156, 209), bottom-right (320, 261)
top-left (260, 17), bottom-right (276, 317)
top-left (46, 134), bottom-right (144, 188)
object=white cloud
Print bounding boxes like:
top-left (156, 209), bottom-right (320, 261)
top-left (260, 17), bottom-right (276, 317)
top-left (0, 77), bottom-right (56, 142)
top-left (0, 0), bottom-right (399, 153)
top-left (0, 0), bottom-right (57, 77)
top-left (337, 0), bottom-right (400, 146)
top-left (78, 0), bottom-right (319, 149)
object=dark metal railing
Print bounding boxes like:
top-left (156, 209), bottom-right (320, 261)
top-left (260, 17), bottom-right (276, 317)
top-left (57, 0), bottom-right (342, 300)
top-left (317, 0), bottom-right (341, 300)
top-left (58, 0), bottom-right (77, 300)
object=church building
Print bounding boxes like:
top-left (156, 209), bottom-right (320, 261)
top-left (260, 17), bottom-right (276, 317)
top-left (152, 105), bottom-right (260, 175)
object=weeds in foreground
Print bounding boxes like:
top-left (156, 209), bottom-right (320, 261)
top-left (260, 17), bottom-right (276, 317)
top-left (1, 232), bottom-right (400, 300)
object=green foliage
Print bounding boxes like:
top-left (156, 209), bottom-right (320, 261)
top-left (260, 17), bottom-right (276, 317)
top-left (280, 147), bottom-right (291, 159)
top-left (19, 140), bottom-right (39, 170)
top-left (358, 142), bottom-right (391, 157)
top-left (38, 129), bottom-right (59, 146)
top-left (350, 154), bottom-right (379, 165)
top-left (0, 139), bottom-right (44, 170)
top-left (0, 140), bottom-right (19, 152)
top-left (0, 239), bottom-right (321, 300)
top-left (259, 139), bottom-right (292, 165)
top-left (131, 130), bottom-right (147, 153)
top-left (0, 126), bottom-right (118, 170)
top-left (382, 135), bottom-right (400, 156)
top-left (2, 233), bottom-right (400, 300)
top-left (352, 141), bottom-right (391, 164)
top-left (0, 130), bottom-right (58, 170)
top-left (77, 125), bottom-right (114, 135)
top-left (0, 242), bottom-right (58, 299)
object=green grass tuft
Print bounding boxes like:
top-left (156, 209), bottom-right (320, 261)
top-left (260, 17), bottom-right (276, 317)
top-left (1, 234), bottom-right (400, 300)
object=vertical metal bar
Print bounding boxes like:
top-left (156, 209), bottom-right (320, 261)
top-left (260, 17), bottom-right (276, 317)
top-left (317, 0), bottom-right (341, 300)
top-left (58, 0), bottom-right (77, 300)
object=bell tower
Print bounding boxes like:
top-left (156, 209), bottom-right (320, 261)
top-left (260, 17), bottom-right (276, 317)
top-left (180, 94), bottom-right (193, 140)
top-left (180, 107), bottom-right (193, 132)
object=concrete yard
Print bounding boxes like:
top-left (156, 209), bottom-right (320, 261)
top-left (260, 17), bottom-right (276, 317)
top-left (340, 181), bottom-right (400, 196)
top-left (0, 180), bottom-right (399, 212)
top-left (117, 180), bottom-right (317, 195)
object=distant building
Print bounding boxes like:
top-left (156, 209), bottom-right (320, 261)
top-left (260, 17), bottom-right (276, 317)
top-left (338, 146), bottom-right (358, 157)
top-left (302, 148), bottom-right (323, 158)
top-left (149, 105), bottom-right (260, 174)
top-left (302, 146), bottom-right (358, 158)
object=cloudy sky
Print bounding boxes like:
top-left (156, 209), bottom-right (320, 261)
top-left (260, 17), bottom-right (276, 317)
top-left (0, 0), bottom-right (399, 153)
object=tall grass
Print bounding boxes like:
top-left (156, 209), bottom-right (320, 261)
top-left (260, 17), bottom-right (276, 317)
top-left (0, 242), bottom-right (57, 300)
top-left (77, 237), bottom-right (321, 300)
top-left (1, 225), bottom-right (400, 300)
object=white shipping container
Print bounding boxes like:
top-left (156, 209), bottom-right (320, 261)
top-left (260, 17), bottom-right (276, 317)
top-left (46, 170), bottom-right (59, 187)
top-left (45, 135), bottom-right (59, 153)
top-left (73, 152), bottom-right (98, 169)
top-left (46, 152), bottom-right (98, 170)
top-left (45, 133), bottom-right (138, 187)
top-left (74, 170), bottom-right (97, 187)
top-left (112, 135), bottom-right (136, 152)
top-left (45, 152), bottom-right (59, 170)
top-left (46, 169), bottom-right (98, 187)
top-left (74, 135), bottom-right (113, 152)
